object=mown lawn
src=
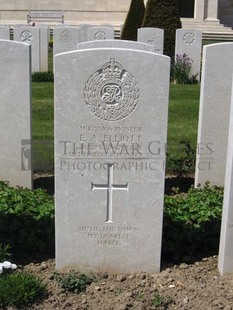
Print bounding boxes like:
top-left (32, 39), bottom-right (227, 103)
top-left (167, 84), bottom-right (200, 155)
top-left (32, 81), bottom-right (200, 172)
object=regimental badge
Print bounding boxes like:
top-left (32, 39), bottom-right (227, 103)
top-left (84, 58), bottom-right (140, 121)
top-left (94, 31), bottom-right (107, 40)
top-left (60, 30), bottom-right (72, 42)
top-left (183, 32), bottom-right (196, 45)
top-left (20, 30), bottom-right (33, 44)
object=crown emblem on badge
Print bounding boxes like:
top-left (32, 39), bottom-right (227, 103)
top-left (84, 58), bottom-right (140, 121)
top-left (102, 58), bottom-right (122, 78)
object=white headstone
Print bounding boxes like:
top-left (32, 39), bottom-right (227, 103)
top-left (137, 28), bottom-right (164, 54)
top-left (14, 24), bottom-right (28, 27)
top-left (0, 40), bottom-right (32, 188)
top-left (87, 26), bottom-right (114, 41)
top-left (78, 24), bottom-right (92, 41)
top-left (195, 43), bottom-right (233, 187)
top-left (218, 78), bottom-right (233, 275)
top-left (53, 26), bottom-right (81, 57)
top-left (175, 29), bottom-right (202, 81)
top-left (14, 26), bottom-right (40, 72)
top-left (38, 25), bottom-right (49, 72)
top-left (55, 48), bottom-right (170, 273)
top-left (0, 25), bottom-right (10, 40)
top-left (77, 39), bottom-right (155, 52)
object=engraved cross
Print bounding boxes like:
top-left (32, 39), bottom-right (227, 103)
top-left (91, 163), bottom-right (128, 223)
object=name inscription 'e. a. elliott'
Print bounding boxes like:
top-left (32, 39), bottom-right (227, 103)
top-left (84, 58), bottom-right (140, 122)
top-left (91, 163), bottom-right (128, 223)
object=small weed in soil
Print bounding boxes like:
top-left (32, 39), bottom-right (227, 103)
top-left (152, 294), bottom-right (173, 308)
top-left (53, 271), bottom-right (95, 293)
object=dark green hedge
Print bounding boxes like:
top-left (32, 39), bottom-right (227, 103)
top-left (32, 71), bottom-right (54, 82)
top-left (121, 0), bottom-right (145, 41)
top-left (0, 182), bottom-right (54, 263)
top-left (163, 183), bottom-right (223, 263)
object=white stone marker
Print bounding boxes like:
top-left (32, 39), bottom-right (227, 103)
top-left (78, 23), bottom-right (92, 42)
top-left (77, 39), bottom-right (155, 52)
top-left (55, 48), bottom-right (170, 273)
top-left (87, 26), bottom-right (114, 41)
top-left (218, 78), bottom-right (233, 275)
top-left (0, 40), bottom-right (32, 188)
top-left (195, 43), bottom-right (233, 187)
top-left (0, 25), bottom-right (10, 40)
top-left (38, 25), bottom-right (49, 71)
top-left (53, 26), bottom-right (81, 57)
top-left (14, 26), bottom-right (40, 72)
top-left (137, 28), bottom-right (164, 54)
top-left (175, 29), bottom-right (202, 81)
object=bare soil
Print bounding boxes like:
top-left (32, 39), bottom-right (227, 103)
top-left (14, 256), bottom-right (233, 310)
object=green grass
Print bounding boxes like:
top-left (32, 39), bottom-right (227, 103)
top-left (32, 82), bottom-right (54, 170)
top-left (48, 48), bottom-right (53, 72)
top-left (32, 82), bottom-right (54, 140)
top-left (31, 82), bottom-right (200, 172)
top-left (202, 39), bottom-right (230, 46)
top-left (167, 84), bottom-right (200, 157)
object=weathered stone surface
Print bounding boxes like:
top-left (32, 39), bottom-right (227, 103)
top-left (0, 25), bottom-right (10, 40)
top-left (38, 25), bottom-right (49, 71)
top-left (77, 39), bottom-right (155, 52)
top-left (137, 28), bottom-right (164, 54)
top-left (87, 26), bottom-right (114, 41)
top-left (14, 26), bottom-right (40, 72)
top-left (53, 26), bottom-right (81, 57)
top-left (195, 43), bottom-right (233, 187)
top-left (175, 29), bottom-right (202, 80)
top-left (0, 40), bottom-right (32, 188)
top-left (55, 48), bottom-right (170, 273)
top-left (218, 79), bottom-right (233, 275)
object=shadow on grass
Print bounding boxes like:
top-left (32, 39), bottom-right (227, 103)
top-left (34, 175), bottom-right (54, 196)
top-left (161, 217), bottom-right (221, 268)
top-left (165, 176), bottom-right (194, 194)
top-left (0, 213), bottom-right (55, 265)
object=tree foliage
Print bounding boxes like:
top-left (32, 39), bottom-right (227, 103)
top-left (121, 0), bottom-right (145, 41)
top-left (142, 0), bottom-right (181, 57)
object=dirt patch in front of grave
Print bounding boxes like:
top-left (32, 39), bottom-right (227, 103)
top-left (11, 256), bottom-right (233, 310)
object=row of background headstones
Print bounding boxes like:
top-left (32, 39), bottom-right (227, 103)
top-left (0, 24), bottom-right (202, 80)
top-left (3, 35), bottom-right (233, 274)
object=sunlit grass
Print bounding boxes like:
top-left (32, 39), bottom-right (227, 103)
top-left (32, 80), bottom-right (200, 171)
